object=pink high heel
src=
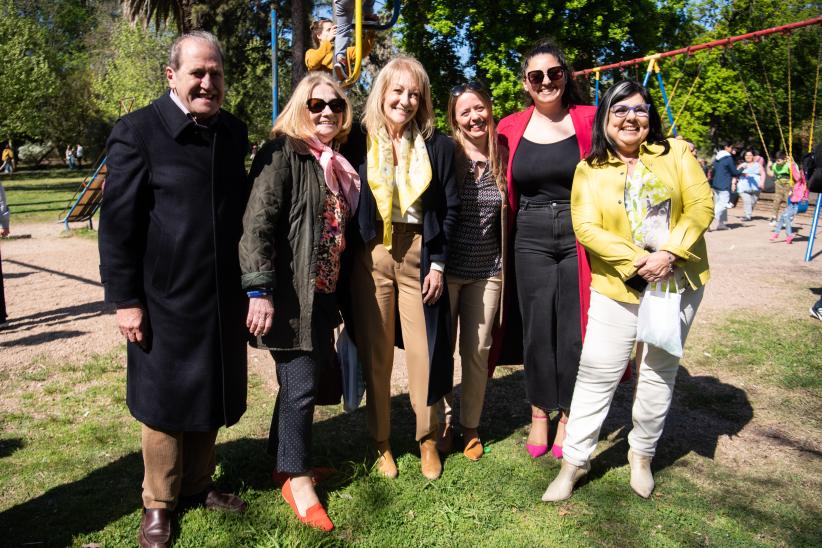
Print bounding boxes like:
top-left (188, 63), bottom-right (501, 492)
top-left (551, 415), bottom-right (569, 459)
top-left (526, 414), bottom-right (548, 458)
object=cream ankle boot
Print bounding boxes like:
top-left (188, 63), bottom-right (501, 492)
top-left (541, 460), bottom-right (590, 502)
top-left (627, 448), bottom-right (654, 498)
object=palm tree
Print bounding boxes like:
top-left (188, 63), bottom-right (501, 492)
top-left (123, 0), bottom-right (194, 33)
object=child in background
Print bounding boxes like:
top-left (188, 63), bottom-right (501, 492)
top-left (737, 150), bottom-right (762, 221)
top-left (769, 170), bottom-right (808, 245)
top-left (305, 11), bottom-right (374, 82)
top-left (332, 0), bottom-right (376, 81)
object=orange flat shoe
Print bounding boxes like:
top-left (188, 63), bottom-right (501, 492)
top-left (282, 478), bottom-right (334, 532)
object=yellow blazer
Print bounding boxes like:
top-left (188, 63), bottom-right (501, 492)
top-left (571, 138), bottom-right (712, 304)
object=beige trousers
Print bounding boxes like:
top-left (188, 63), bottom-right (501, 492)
top-left (141, 423), bottom-right (218, 510)
top-left (437, 273), bottom-right (502, 429)
top-left (350, 226), bottom-right (437, 442)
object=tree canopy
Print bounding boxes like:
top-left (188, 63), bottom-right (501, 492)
top-left (1, 0), bottom-right (819, 161)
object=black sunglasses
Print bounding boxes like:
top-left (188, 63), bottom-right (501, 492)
top-left (306, 97), bottom-right (347, 114)
top-left (451, 81), bottom-right (487, 97)
top-left (526, 66), bottom-right (566, 86)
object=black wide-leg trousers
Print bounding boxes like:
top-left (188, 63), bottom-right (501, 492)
top-left (514, 199), bottom-right (582, 411)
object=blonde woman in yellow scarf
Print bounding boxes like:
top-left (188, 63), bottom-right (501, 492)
top-left (340, 56), bottom-right (460, 481)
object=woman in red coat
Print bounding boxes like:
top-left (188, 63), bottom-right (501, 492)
top-left (497, 41), bottom-right (595, 459)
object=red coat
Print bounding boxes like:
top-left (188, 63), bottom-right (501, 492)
top-left (489, 103), bottom-right (596, 370)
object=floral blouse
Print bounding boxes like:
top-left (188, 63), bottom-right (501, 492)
top-left (314, 185), bottom-right (350, 293)
top-left (624, 160), bottom-right (672, 252)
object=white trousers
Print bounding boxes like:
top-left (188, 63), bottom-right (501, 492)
top-left (562, 286), bottom-right (704, 467)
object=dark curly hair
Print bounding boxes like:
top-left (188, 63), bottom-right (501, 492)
top-left (586, 80), bottom-right (669, 166)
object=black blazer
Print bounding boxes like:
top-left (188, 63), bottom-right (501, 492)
top-left (340, 124), bottom-right (460, 405)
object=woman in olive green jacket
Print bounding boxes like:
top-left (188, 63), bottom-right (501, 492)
top-left (239, 72), bottom-right (359, 532)
top-left (543, 81), bottom-right (712, 502)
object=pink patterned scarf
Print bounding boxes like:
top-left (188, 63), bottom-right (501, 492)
top-left (306, 137), bottom-right (360, 212)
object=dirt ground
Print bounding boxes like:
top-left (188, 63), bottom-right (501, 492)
top-left (1, 197), bottom-right (820, 393)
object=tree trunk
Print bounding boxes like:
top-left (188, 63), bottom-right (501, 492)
top-left (180, 0), bottom-right (193, 33)
top-left (291, 0), bottom-right (312, 88)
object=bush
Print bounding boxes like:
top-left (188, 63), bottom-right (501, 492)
top-left (16, 143), bottom-right (55, 165)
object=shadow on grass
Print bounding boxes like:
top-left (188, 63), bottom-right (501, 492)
top-left (0, 366), bottom-right (755, 546)
top-left (586, 365), bottom-right (754, 482)
top-left (0, 438), bottom-right (24, 459)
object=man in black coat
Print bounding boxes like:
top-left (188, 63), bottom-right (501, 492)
top-left (98, 31), bottom-right (250, 548)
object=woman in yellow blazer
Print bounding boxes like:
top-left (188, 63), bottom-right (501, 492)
top-left (542, 80), bottom-right (712, 502)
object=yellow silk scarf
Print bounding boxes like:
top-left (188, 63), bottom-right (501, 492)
top-left (366, 124), bottom-right (432, 249)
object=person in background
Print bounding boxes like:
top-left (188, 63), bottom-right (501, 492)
top-left (65, 145), bottom-right (77, 169)
top-left (436, 81), bottom-right (506, 461)
top-left (737, 150), bottom-right (763, 221)
top-left (496, 40), bottom-right (596, 460)
top-left (305, 12), bottom-right (375, 81)
top-left (76, 143), bottom-right (84, 169)
top-left (766, 152), bottom-right (792, 225)
top-left (341, 56), bottom-right (459, 481)
top-left (98, 31), bottom-right (250, 548)
top-left (543, 80), bottom-right (712, 502)
top-left (769, 167), bottom-right (807, 245)
top-left (710, 142), bottom-right (741, 230)
top-left (240, 72), bottom-right (357, 532)
top-left (1, 144), bottom-right (14, 174)
top-left (331, 0), bottom-right (377, 81)
top-left (0, 178), bottom-right (9, 326)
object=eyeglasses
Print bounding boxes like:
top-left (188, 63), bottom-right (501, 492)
top-left (306, 98), bottom-right (347, 114)
top-left (526, 66), bottom-right (565, 86)
top-left (610, 103), bottom-right (651, 118)
top-left (451, 81), bottom-right (487, 97)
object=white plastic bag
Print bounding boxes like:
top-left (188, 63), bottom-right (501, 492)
top-left (335, 327), bottom-right (366, 413)
top-left (636, 280), bottom-right (683, 357)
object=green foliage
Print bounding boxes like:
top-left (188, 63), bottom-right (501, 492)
top-left (399, 0), bottom-right (692, 123)
top-left (0, 0), bottom-right (60, 142)
top-left (655, 0), bottom-right (822, 154)
top-left (89, 18), bottom-right (172, 121)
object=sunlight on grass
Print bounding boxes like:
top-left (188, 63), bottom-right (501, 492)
top-left (0, 313), bottom-right (819, 546)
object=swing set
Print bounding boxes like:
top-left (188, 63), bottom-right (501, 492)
top-left (573, 16), bottom-right (822, 261)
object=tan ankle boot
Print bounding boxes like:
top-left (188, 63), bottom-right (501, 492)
top-left (627, 448), bottom-right (654, 498)
top-left (462, 428), bottom-right (483, 461)
top-left (375, 440), bottom-right (398, 479)
top-left (541, 460), bottom-right (590, 502)
top-left (419, 435), bottom-right (442, 480)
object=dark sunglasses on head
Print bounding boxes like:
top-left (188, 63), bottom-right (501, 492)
top-left (450, 81), bottom-right (487, 97)
top-left (526, 66), bottom-right (565, 86)
top-left (306, 97), bottom-right (346, 114)
top-left (609, 103), bottom-right (651, 118)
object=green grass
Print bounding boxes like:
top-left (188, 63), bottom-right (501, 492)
top-left (704, 314), bottom-right (822, 390)
top-left (1, 313), bottom-right (820, 547)
top-left (2, 168), bottom-right (88, 223)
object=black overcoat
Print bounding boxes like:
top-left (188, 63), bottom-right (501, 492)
top-left (99, 93), bottom-right (250, 432)
top-left (340, 126), bottom-right (460, 405)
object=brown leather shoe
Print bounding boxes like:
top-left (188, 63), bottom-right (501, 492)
top-left (204, 488), bottom-right (248, 513)
top-left (138, 508), bottom-right (171, 548)
top-left (420, 434), bottom-right (442, 480)
top-left (375, 440), bottom-right (398, 478)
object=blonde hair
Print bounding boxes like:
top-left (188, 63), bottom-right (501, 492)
top-left (447, 87), bottom-right (506, 192)
top-left (362, 56), bottom-right (434, 140)
top-left (271, 72), bottom-right (352, 145)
